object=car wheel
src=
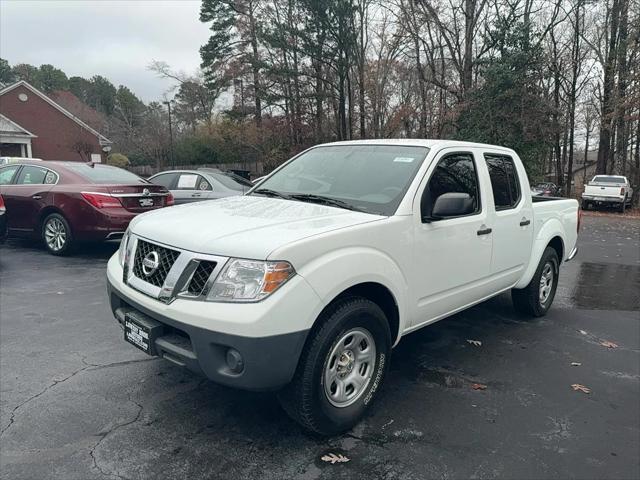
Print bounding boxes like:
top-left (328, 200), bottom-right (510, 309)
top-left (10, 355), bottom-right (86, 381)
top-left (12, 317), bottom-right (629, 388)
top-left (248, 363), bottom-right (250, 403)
top-left (278, 296), bottom-right (391, 436)
top-left (42, 213), bottom-right (73, 255)
top-left (620, 198), bottom-right (626, 213)
top-left (581, 201), bottom-right (588, 210)
top-left (512, 247), bottom-right (559, 317)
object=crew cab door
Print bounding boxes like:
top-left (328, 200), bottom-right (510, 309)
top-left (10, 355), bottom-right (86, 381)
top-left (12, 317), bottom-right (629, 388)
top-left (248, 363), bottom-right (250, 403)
top-left (483, 152), bottom-right (533, 288)
top-left (411, 150), bottom-right (493, 326)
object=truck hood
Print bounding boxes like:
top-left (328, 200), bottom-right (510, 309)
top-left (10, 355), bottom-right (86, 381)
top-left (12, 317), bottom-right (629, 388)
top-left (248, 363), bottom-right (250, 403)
top-left (130, 195), bottom-right (383, 259)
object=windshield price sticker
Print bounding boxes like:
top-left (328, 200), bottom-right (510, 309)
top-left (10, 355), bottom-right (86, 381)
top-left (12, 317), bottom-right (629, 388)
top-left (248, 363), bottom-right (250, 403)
top-left (393, 157), bottom-right (415, 163)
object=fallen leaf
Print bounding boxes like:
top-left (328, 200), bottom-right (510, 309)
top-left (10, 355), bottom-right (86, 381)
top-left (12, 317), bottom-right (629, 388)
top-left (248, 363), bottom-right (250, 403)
top-left (600, 340), bottom-right (618, 349)
top-left (467, 339), bottom-right (482, 347)
top-left (578, 329), bottom-right (588, 335)
top-left (471, 383), bottom-right (487, 390)
top-left (571, 362), bottom-right (582, 366)
top-left (321, 453), bottom-right (350, 464)
top-left (571, 384), bottom-right (591, 394)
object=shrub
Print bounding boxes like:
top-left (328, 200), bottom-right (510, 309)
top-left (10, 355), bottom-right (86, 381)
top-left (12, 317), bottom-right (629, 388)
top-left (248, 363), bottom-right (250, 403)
top-left (106, 153), bottom-right (130, 168)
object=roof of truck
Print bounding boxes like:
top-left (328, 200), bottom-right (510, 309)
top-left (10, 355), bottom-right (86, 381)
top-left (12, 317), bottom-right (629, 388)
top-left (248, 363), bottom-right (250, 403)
top-left (316, 139), bottom-right (517, 153)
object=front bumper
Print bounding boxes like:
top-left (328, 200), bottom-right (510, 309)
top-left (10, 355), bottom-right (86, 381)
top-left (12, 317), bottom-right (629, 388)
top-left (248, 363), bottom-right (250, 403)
top-left (106, 255), bottom-right (318, 390)
top-left (108, 280), bottom-right (308, 390)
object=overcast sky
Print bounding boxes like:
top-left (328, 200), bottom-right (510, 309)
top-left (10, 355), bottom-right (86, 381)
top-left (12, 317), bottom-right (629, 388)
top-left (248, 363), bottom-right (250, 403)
top-left (0, 0), bottom-right (211, 102)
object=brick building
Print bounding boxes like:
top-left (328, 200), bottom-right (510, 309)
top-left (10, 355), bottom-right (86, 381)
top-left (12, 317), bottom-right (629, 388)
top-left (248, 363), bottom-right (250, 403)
top-left (0, 80), bottom-right (111, 161)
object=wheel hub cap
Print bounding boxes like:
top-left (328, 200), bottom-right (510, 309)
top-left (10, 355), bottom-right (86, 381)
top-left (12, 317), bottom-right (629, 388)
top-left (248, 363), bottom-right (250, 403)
top-left (323, 327), bottom-right (376, 408)
top-left (539, 262), bottom-right (554, 305)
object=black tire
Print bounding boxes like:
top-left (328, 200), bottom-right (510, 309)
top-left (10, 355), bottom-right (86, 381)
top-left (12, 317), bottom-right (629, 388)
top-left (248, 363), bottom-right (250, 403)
top-left (512, 247), bottom-right (559, 317)
top-left (278, 297), bottom-right (391, 436)
top-left (41, 213), bottom-right (73, 255)
top-left (581, 201), bottom-right (588, 210)
top-left (620, 198), bottom-right (626, 213)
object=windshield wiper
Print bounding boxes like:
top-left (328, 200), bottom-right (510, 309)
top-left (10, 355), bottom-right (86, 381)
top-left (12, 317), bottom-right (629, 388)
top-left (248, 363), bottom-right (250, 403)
top-left (252, 188), bottom-right (291, 199)
top-left (289, 193), bottom-right (364, 212)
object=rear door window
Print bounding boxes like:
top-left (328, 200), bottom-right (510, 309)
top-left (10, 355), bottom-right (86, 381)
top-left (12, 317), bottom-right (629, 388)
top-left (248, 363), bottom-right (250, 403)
top-left (176, 174), bottom-right (210, 191)
top-left (484, 154), bottom-right (521, 210)
top-left (16, 166), bottom-right (49, 185)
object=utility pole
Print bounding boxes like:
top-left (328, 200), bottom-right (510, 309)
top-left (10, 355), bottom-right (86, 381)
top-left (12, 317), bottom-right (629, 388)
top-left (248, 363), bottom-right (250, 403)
top-left (164, 100), bottom-right (175, 169)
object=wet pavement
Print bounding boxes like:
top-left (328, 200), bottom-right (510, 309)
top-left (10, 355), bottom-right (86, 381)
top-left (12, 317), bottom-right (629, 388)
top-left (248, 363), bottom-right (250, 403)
top-left (1, 214), bottom-right (638, 480)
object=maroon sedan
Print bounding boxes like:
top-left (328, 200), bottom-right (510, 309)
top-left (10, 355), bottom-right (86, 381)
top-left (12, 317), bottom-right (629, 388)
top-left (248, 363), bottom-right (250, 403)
top-left (0, 160), bottom-right (173, 255)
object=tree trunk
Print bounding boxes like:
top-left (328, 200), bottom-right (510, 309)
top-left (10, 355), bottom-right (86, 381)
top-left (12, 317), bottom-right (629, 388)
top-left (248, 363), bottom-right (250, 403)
top-left (614, 0), bottom-right (629, 178)
top-left (596, 0), bottom-right (622, 174)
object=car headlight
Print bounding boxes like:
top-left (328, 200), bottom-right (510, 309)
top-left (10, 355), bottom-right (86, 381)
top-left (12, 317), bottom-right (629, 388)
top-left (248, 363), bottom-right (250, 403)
top-left (118, 229), bottom-right (131, 267)
top-left (206, 259), bottom-right (295, 302)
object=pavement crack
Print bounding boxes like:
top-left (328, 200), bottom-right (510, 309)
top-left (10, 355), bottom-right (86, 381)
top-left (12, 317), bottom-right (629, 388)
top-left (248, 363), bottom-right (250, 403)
top-left (0, 357), bottom-right (155, 437)
top-left (89, 399), bottom-right (143, 480)
top-left (0, 364), bottom-right (91, 437)
top-left (86, 357), bottom-right (159, 371)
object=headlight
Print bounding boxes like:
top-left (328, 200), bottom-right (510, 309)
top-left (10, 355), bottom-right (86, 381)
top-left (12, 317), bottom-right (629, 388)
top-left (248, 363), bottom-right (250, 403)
top-left (118, 229), bottom-right (131, 267)
top-left (206, 259), bottom-right (295, 302)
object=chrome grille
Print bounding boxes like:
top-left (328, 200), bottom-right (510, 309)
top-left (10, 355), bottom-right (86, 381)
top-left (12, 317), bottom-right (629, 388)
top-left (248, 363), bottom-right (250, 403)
top-left (132, 240), bottom-right (180, 287)
top-left (187, 261), bottom-right (217, 296)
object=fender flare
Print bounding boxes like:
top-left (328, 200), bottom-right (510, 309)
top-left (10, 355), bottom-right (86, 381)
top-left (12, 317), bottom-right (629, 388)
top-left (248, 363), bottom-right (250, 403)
top-left (296, 246), bottom-right (409, 345)
top-left (514, 219), bottom-right (565, 289)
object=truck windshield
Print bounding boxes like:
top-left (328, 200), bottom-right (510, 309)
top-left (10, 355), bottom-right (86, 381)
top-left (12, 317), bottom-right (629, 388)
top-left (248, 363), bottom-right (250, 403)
top-left (591, 176), bottom-right (625, 184)
top-left (253, 145), bottom-right (429, 215)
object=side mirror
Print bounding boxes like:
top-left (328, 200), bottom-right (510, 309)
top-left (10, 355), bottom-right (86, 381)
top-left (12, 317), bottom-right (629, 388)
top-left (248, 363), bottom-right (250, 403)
top-left (428, 192), bottom-right (474, 220)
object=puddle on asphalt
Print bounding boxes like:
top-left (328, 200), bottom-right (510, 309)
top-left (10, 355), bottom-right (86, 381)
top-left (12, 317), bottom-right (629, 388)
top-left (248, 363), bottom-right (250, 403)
top-left (563, 262), bottom-right (640, 311)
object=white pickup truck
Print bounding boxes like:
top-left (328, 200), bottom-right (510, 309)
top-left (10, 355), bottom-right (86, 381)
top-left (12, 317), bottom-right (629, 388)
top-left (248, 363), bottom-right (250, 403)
top-left (582, 175), bottom-right (633, 212)
top-left (106, 140), bottom-right (579, 435)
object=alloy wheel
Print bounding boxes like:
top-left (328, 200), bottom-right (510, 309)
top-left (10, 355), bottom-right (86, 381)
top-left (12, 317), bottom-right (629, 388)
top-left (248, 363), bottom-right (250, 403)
top-left (44, 218), bottom-right (67, 252)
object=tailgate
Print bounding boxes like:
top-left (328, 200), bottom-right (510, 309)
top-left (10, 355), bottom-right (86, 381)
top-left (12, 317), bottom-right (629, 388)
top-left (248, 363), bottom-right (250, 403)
top-left (108, 184), bottom-right (170, 213)
top-left (585, 185), bottom-right (623, 198)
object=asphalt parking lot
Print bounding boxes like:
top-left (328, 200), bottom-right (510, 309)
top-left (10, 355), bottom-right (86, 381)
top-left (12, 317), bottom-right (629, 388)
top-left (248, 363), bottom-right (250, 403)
top-left (1, 214), bottom-right (638, 480)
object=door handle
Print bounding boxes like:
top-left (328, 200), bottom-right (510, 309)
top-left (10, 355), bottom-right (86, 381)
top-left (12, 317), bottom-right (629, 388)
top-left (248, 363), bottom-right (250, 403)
top-left (191, 193), bottom-right (202, 197)
top-left (32, 194), bottom-right (42, 200)
top-left (520, 218), bottom-right (531, 226)
top-left (477, 227), bottom-right (492, 236)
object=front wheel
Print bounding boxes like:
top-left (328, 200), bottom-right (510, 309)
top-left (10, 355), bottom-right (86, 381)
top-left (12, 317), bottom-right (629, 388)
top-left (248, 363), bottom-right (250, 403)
top-left (512, 247), bottom-right (559, 317)
top-left (278, 297), bottom-right (391, 435)
top-left (42, 213), bottom-right (73, 255)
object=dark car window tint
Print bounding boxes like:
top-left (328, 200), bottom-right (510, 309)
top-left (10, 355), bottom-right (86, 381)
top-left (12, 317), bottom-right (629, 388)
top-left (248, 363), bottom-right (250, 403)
top-left (485, 154), bottom-right (521, 210)
top-left (150, 172), bottom-right (178, 189)
top-left (0, 165), bottom-right (19, 185)
top-left (16, 166), bottom-right (48, 185)
top-left (65, 163), bottom-right (146, 184)
top-left (421, 153), bottom-right (480, 218)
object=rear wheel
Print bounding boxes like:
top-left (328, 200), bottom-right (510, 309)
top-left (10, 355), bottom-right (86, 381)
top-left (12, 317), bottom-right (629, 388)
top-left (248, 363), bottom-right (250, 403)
top-left (42, 213), bottom-right (73, 255)
top-left (512, 247), bottom-right (559, 317)
top-left (278, 297), bottom-right (391, 435)
top-left (619, 198), bottom-right (626, 213)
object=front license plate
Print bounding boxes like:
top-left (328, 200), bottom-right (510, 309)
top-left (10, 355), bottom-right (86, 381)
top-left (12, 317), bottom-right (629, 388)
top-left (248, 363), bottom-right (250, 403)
top-left (124, 315), bottom-right (153, 354)
top-left (139, 198), bottom-right (154, 207)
